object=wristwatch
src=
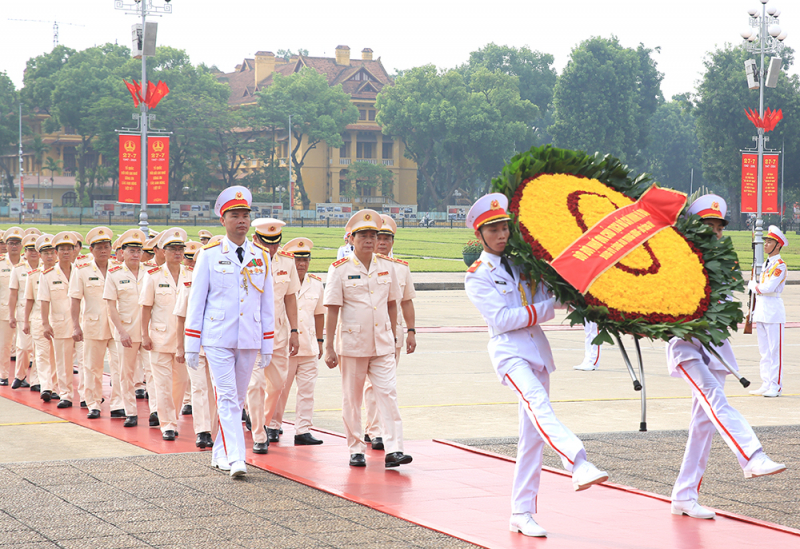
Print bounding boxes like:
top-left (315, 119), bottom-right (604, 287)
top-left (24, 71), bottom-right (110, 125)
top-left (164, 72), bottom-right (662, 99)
top-left (407, 328), bottom-right (416, 333)
top-left (290, 329), bottom-right (298, 333)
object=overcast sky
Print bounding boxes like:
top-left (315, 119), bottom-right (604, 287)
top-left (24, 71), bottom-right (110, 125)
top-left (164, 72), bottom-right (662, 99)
top-left (1, 0), bottom-right (796, 101)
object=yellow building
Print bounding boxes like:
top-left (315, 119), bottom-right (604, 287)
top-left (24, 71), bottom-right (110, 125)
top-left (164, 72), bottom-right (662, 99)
top-left (219, 45), bottom-right (418, 208)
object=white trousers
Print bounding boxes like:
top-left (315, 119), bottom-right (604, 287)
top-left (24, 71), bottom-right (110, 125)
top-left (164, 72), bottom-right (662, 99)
top-left (188, 355), bottom-right (216, 434)
top-left (83, 338), bottom-right (118, 411)
top-left (273, 355), bottom-right (319, 435)
top-left (53, 338), bottom-right (75, 402)
top-left (14, 323), bottom-right (35, 383)
top-left (583, 321), bottom-right (600, 366)
top-left (151, 351), bottom-right (189, 433)
top-left (503, 362), bottom-right (586, 515)
top-left (118, 341), bottom-right (141, 416)
top-left (0, 319), bottom-right (12, 380)
top-left (205, 346), bottom-right (258, 465)
top-left (672, 360), bottom-right (762, 503)
top-left (757, 322), bottom-right (784, 393)
top-left (31, 324), bottom-right (55, 393)
top-left (341, 354), bottom-right (404, 455)
top-left (363, 346), bottom-right (401, 438)
top-left (246, 347), bottom-right (289, 443)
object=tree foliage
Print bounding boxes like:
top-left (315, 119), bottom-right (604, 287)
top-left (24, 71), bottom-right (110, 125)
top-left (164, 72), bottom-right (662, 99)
top-left (340, 161), bottom-right (394, 200)
top-left (0, 72), bottom-right (20, 198)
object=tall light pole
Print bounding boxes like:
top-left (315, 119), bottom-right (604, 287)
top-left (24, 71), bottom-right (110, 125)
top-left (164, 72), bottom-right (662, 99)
top-left (18, 103), bottom-right (24, 223)
top-left (287, 114), bottom-right (296, 225)
top-left (740, 0), bottom-right (787, 276)
top-left (114, 0), bottom-right (172, 229)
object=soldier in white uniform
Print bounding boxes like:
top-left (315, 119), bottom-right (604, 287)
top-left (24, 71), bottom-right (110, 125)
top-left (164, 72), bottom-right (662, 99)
top-left (271, 237), bottom-right (325, 445)
top-left (0, 227), bottom-right (24, 386)
top-left (573, 321), bottom-right (601, 371)
top-left (185, 186), bottom-right (275, 478)
top-left (336, 231), bottom-right (354, 260)
top-left (363, 214), bottom-right (417, 450)
top-left (179, 240), bottom-right (202, 416)
top-left (24, 235), bottom-right (57, 401)
top-left (668, 195), bottom-right (786, 520)
top-left (141, 228), bottom-right (192, 441)
top-left (9, 233), bottom-right (40, 390)
top-left (246, 219), bottom-right (300, 453)
top-left (324, 209), bottom-right (412, 468)
top-left (464, 194), bottom-right (608, 538)
top-left (749, 225), bottom-right (788, 398)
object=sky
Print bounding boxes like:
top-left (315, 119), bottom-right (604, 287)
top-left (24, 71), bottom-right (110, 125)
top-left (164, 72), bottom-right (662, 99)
top-left (1, 0), bottom-right (796, 102)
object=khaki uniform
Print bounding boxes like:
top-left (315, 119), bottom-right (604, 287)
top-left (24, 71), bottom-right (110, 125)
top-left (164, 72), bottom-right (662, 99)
top-left (10, 261), bottom-right (37, 385)
top-left (364, 256), bottom-right (416, 438)
top-left (324, 253), bottom-right (404, 455)
top-left (37, 265), bottom-right (76, 401)
top-left (25, 268), bottom-right (56, 393)
top-left (140, 264), bottom-right (192, 433)
top-left (174, 281), bottom-right (216, 434)
top-left (247, 250), bottom-right (301, 442)
top-left (69, 260), bottom-right (121, 412)
top-left (0, 255), bottom-right (17, 381)
top-left (273, 273), bottom-right (325, 435)
top-left (103, 263), bottom-right (146, 417)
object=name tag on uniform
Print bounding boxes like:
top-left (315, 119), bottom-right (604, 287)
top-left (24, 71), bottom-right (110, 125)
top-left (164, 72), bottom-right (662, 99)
top-left (120, 280), bottom-right (130, 284)
top-left (219, 260), bottom-right (231, 265)
top-left (1, 269), bottom-right (10, 273)
top-left (277, 270), bottom-right (288, 276)
top-left (378, 271), bottom-right (389, 276)
top-left (494, 280), bottom-right (507, 285)
top-left (348, 275), bottom-right (361, 280)
top-left (53, 281), bottom-right (62, 285)
top-left (89, 277), bottom-right (99, 281)
top-left (158, 283), bottom-right (170, 288)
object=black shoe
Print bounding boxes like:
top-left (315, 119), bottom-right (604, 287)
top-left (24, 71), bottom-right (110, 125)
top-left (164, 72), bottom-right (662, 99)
top-left (279, 428), bottom-right (283, 435)
top-left (124, 416), bottom-right (138, 427)
top-left (0, 378), bottom-right (8, 386)
top-left (294, 433), bottom-right (323, 446)
top-left (371, 437), bottom-right (385, 451)
top-left (41, 390), bottom-right (52, 402)
top-left (203, 432), bottom-right (213, 447)
top-left (253, 442), bottom-right (269, 454)
top-left (267, 428), bottom-right (280, 443)
top-left (385, 452), bottom-right (413, 468)
top-left (19, 379), bottom-right (30, 388)
top-left (30, 384), bottom-right (40, 392)
top-left (110, 409), bottom-right (126, 418)
top-left (149, 412), bottom-right (159, 427)
top-left (51, 393), bottom-right (60, 400)
top-left (244, 410), bottom-right (251, 431)
top-left (57, 400), bottom-right (72, 409)
top-left (162, 430), bottom-right (176, 441)
top-left (80, 401), bottom-right (87, 408)
top-left (87, 409), bottom-right (101, 419)
top-left (196, 433), bottom-right (206, 448)
top-left (181, 404), bottom-right (192, 415)
top-left (73, 368), bottom-right (78, 374)
top-left (135, 389), bottom-right (146, 399)
top-left (11, 378), bottom-right (22, 389)
top-left (349, 453), bottom-right (366, 467)
top-left (364, 434), bottom-right (372, 443)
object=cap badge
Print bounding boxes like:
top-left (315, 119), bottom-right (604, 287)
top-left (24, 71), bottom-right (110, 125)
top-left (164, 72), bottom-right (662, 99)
top-left (98, 230), bottom-right (104, 235)
top-left (174, 231), bottom-right (180, 237)
top-left (298, 241), bottom-right (304, 247)
top-left (490, 200), bottom-right (500, 210)
top-left (711, 201), bottom-right (719, 210)
top-left (269, 226), bottom-right (276, 232)
top-left (364, 213), bottom-right (371, 221)
top-left (235, 191), bottom-right (243, 199)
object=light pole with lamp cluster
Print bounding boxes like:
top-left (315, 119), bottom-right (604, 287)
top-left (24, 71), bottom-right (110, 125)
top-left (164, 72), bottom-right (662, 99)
top-left (740, 0), bottom-right (787, 276)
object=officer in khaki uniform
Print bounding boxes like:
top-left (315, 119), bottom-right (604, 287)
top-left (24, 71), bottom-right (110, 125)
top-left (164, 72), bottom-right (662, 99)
top-left (70, 227), bottom-right (123, 419)
top-left (38, 231), bottom-right (78, 407)
top-left (0, 226), bottom-right (24, 386)
top-left (324, 210), bottom-right (412, 468)
top-left (140, 228), bottom-right (192, 440)
top-left (245, 219), bottom-right (300, 453)
top-left (363, 214), bottom-right (417, 449)
top-left (9, 233), bottom-right (41, 390)
top-left (104, 228), bottom-right (148, 427)
top-left (198, 230), bottom-right (213, 246)
top-left (272, 237), bottom-right (325, 445)
top-left (24, 235), bottom-right (57, 400)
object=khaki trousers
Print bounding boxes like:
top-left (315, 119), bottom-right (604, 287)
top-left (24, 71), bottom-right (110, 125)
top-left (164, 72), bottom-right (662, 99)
top-left (14, 324), bottom-right (36, 384)
top-left (340, 354), bottom-right (404, 455)
top-left (274, 355), bottom-right (319, 435)
top-left (364, 346), bottom-right (402, 438)
top-left (142, 350), bottom-right (157, 412)
top-left (188, 356), bottom-right (216, 434)
top-left (75, 340), bottom-right (85, 403)
top-left (118, 341), bottom-right (141, 417)
top-left (246, 348), bottom-right (289, 444)
top-left (83, 338), bottom-right (118, 411)
top-left (133, 350), bottom-right (146, 391)
top-left (31, 324), bottom-right (55, 393)
top-left (53, 337), bottom-right (75, 402)
top-left (151, 351), bottom-right (189, 433)
top-left (0, 319), bottom-right (12, 380)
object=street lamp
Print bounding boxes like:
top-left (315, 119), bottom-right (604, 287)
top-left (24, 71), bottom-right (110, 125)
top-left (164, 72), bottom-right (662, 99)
top-left (740, 0), bottom-right (787, 277)
top-left (287, 115), bottom-right (298, 226)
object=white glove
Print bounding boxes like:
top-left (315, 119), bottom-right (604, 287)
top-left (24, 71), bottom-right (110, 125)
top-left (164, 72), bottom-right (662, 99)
top-left (186, 352), bottom-right (200, 370)
top-left (259, 354), bottom-right (272, 369)
top-left (747, 279), bottom-right (757, 293)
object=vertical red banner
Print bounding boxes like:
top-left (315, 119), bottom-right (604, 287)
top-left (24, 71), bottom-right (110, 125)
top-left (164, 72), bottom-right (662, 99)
top-left (762, 154), bottom-right (779, 214)
top-left (118, 135), bottom-right (141, 203)
top-left (741, 153), bottom-right (758, 213)
top-left (741, 153), bottom-right (780, 213)
top-left (147, 136), bottom-right (169, 204)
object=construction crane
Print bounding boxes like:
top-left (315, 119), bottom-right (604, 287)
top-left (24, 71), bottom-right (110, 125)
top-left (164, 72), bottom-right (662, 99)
top-left (7, 19), bottom-right (85, 49)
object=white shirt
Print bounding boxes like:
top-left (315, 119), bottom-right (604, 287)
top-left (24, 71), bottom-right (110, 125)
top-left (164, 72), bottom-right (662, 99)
top-left (336, 244), bottom-right (354, 260)
top-left (753, 254), bottom-right (786, 324)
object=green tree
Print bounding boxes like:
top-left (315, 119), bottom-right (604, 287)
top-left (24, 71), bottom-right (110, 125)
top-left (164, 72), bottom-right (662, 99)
top-left (21, 45), bottom-right (75, 117)
top-left (549, 37), bottom-right (663, 166)
top-left (42, 156), bottom-right (62, 180)
top-left (256, 67), bottom-right (359, 209)
top-left (340, 161), bottom-right (394, 200)
top-left (0, 72), bottom-right (20, 198)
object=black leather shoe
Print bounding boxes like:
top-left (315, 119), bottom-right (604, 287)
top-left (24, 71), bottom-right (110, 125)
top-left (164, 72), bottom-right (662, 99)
top-left (11, 378), bottom-right (22, 389)
top-left (80, 401), bottom-right (87, 408)
top-left (73, 368), bottom-right (79, 374)
top-left (110, 409), bottom-right (126, 418)
top-left (41, 390), bottom-right (52, 402)
top-left (385, 452), bottom-right (413, 468)
top-left (162, 430), bottom-right (176, 441)
top-left (364, 434), bottom-right (372, 443)
top-left (51, 393), bottom-right (60, 400)
top-left (57, 400), bottom-right (72, 409)
top-left (19, 379), bottom-right (29, 388)
top-left (149, 412), bottom-right (159, 426)
top-left (30, 384), bottom-right (40, 392)
top-left (0, 378), bottom-right (8, 386)
top-left (203, 432), bottom-right (213, 447)
top-left (196, 433), bottom-right (206, 448)
top-left (181, 404), bottom-right (192, 415)
top-left (135, 389), bottom-right (146, 399)
top-left (294, 433), bottom-right (323, 446)
top-left (87, 409), bottom-right (101, 419)
top-left (267, 428), bottom-right (280, 442)
top-left (244, 410), bottom-right (251, 431)
top-left (124, 416), bottom-right (138, 427)
top-left (279, 428), bottom-right (283, 435)
top-left (253, 442), bottom-right (269, 454)
top-left (349, 453), bottom-right (366, 467)
top-left (371, 437), bottom-right (385, 451)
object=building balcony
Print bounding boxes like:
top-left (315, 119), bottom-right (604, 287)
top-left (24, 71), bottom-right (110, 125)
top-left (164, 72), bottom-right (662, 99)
top-left (382, 159), bottom-right (393, 166)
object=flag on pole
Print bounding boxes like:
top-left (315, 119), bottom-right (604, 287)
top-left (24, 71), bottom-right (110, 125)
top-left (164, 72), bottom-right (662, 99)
top-left (123, 80), bottom-right (140, 107)
top-left (147, 80), bottom-right (170, 109)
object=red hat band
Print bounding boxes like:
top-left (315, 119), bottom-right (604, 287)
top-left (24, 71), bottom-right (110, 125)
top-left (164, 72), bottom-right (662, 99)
top-left (473, 208), bottom-right (509, 230)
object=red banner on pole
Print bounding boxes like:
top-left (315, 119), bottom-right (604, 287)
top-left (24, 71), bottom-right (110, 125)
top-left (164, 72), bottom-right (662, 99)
top-left (118, 135), bottom-right (141, 203)
top-left (762, 154), bottom-right (779, 214)
top-left (147, 136), bottom-right (169, 204)
top-left (741, 153), bottom-right (758, 213)
top-left (741, 153), bottom-right (779, 213)
top-left (550, 185), bottom-right (687, 294)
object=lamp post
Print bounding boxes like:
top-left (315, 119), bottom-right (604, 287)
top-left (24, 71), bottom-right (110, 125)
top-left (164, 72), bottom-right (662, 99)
top-left (287, 115), bottom-right (297, 226)
top-left (114, 0), bottom-right (172, 229)
top-left (740, 0), bottom-right (787, 276)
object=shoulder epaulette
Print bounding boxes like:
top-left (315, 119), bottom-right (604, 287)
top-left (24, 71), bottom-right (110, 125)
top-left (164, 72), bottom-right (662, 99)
top-left (184, 281), bottom-right (192, 287)
top-left (332, 257), bottom-right (349, 268)
top-left (0, 255), bottom-right (5, 260)
top-left (278, 250), bottom-right (294, 258)
top-left (148, 267), bottom-right (161, 275)
top-left (28, 268), bottom-right (40, 275)
top-left (43, 267), bottom-right (54, 274)
top-left (308, 273), bottom-right (322, 281)
top-left (391, 257), bottom-right (409, 266)
top-left (76, 254), bottom-right (88, 260)
top-left (15, 261), bottom-right (25, 268)
top-left (203, 241), bottom-right (221, 250)
top-left (466, 260), bottom-right (482, 273)
top-left (253, 240), bottom-right (268, 252)
top-left (185, 266), bottom-right (193, 272)
top-left (77, 263), bottom-right (91, 269)
top-left (109, 265), bottom-right (122, 273)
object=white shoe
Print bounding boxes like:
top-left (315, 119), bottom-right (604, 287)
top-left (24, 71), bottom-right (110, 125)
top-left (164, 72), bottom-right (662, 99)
top-left (211, 457), bottom-right (231, 472)
top-left (509, 513), bottom-right (547, 537)
top-left (230, 460), bottom-right (247, 478)
top-left (749, 385), bottom-right (768, 395)
top-left (572, 461), bottom-right (608, 491)
top-left (671, 500), bottom-right (715, 519)
top-left (573, 362), bottom-right (598, 371)
top-left (762, 389), bottom-right (781, 398)
top-left (744, 453), bottom-right (786, 478)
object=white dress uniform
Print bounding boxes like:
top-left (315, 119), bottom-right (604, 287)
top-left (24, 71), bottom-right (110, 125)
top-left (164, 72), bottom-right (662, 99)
top-left (26, 235), bottom-right (57, 398)
top-left (574, 321), bottom-right (600, 370)
top-left (10, 256), bottom-right (38, 386)
top-left (185, 186), bottom-right (275, 469)
top-left (336, 243), bottom-right (353, 260)
top-left (0, 226), bottom-right (24, 384)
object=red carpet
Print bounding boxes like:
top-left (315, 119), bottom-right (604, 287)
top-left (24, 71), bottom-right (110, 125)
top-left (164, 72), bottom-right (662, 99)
top-left (3, 376), bottom-right (799, 548)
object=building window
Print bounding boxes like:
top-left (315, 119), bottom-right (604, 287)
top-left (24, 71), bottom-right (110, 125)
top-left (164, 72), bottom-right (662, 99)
top-left (357, 142), bottom-right (373, 159)
top-left (339, 142), bottom-right (350, 158)
top-left (368, 110), bottom-right (376, 121)
top-left (62, 191), bottom-right (77, 206)
top-left (382, 142), bottom-right (393, 159)
top-left (359, 109), bottom-right (367, 121)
